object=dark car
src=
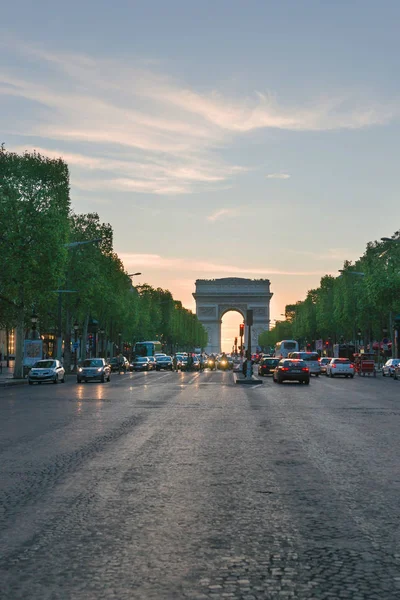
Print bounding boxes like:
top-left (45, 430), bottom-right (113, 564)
top-left (273, 359), bottom-right (310, 384)
top-left (258, 357), bottom-right (280, 376)
top-left (131, 357), bottom-right (151, 371)
top-left (109, 356), bottom-right (129, 372)
top-left (156, 355), bottom-right (173, 370)
top-left (77, 358), bottom-right (111, 383)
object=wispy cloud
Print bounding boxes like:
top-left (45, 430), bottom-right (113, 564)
top-left (207, 208), bottom-right (241, 222)
top-left (118, 252), bottom-right (327, 276)
top-left (265, 173), bottom-right (291, 179)
top-left (1, 38), bottom-right (397, 197)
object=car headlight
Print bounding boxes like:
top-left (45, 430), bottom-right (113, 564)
top-left (221, 360), bottom-right (227, 365)
top-left (78, 367), bottom-right (83, 372)
top-left (97, 367), bottom-right (103, 372)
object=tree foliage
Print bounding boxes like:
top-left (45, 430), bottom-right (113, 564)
top-left (0, 148), bottom-right (207, 375)
top-left (259, 234), bottom-right (400, 350)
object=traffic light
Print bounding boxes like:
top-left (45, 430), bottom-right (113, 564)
top-left (239, 323), bottom-right (244, 336)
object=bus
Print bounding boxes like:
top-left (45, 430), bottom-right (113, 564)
top-left (274, 340), bottom-right (299, 358)
top-left (287, 351), bottom-right (321, 376)
top-left (134, 340), bottom-right (163, 357)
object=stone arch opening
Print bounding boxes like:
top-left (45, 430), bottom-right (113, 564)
top-left (220, 309), bottom-right (244, 353)
top-left (193, 278), bottom-right (273, 354)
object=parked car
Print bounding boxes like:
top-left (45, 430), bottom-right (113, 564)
top-left (258, 357), bottom-right (280, 376)
top-left (77, 358), bottom-right (111, 383)
top-left (325, 358), bottom-right (355, 378)
top-left (156, 355), bottom-right (173, 370)
top-left (319, 357), bottom-right (332, 374)
top-left (28, 359), bottom-right (65, 385)
top-left (131, 357), bottom-right (151, 371)
top-left (382, 358), bottom-right (400, 377)
top-left (108, 356), bottom-right (129, 372)
top-left (273, 359), bottom-right (310, 384)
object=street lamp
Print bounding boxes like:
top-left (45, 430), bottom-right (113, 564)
top-left (31, 309), bottom-right (38, 339)
top-left (118, 332), bottom-right (122, 354)
top-left (73, 321), bottom-right (79, 371)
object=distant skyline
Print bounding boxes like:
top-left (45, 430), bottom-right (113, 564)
top-left (1, 1), bottom-right (399, 349)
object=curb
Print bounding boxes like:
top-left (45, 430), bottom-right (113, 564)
top-left (234, 373), bottom-right (263, 386)
top-left (0, 378), bottom-right (27, 388)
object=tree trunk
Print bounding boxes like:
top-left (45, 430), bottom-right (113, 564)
top-left (82, 314), bottom-right (89, 359)
top-left (14, 307), bottom-right (25, 378)
top-left (63, 308), bottom-right (72, 372)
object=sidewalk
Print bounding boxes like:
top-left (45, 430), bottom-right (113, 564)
top-left (0, 362), bottom-right (27, 387)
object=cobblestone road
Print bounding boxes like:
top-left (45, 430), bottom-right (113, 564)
top-left (0, 370), bottom-right (399, 599)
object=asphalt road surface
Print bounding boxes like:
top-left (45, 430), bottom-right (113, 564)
top-left (0, 369), bottom-right (399, 599)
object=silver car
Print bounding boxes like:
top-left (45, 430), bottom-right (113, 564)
top-left (28, 359), bottom-right (65, 385)
top-left (382, 358), bottom-right (400, 377)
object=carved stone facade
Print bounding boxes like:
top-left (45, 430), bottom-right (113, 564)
top-left (193, 278), bottom-right (273, 354)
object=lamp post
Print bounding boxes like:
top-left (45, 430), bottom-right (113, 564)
top-left (73, 321), bottom-right (79, 371)
top-left (31, 309), bottom-right (38, 340)
top-left (118, 332), bottom-right (122, 354)
top-left (357, 329), bottom-right (362, 352)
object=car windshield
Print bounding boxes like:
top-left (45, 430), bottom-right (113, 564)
top-left (157, 356), bottom-right (171, 361)
top-left (137, 358), bottom-right (148, 362)
top-left (34, 360), bottom-right (56, 368)
top-left (82, 359), bottom-right (103, 367)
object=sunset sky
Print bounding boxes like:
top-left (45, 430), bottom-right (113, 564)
top-left (1, 1), bottom-right (400, 349)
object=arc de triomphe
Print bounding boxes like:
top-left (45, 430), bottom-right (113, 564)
top-left (193, 278), bottom-right (273, 354)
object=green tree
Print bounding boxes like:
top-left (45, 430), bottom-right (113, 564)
top-left (0, 148), bottom-right (70, 377)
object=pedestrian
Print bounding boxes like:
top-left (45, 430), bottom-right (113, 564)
top-left (172, 354), bottom-right (178, 372)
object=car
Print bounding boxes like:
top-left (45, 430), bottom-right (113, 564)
top-left (258, 357), bottom-right (280, 376)
top-left (108, 356), bottom-right (129, 372)
top-left (77, 358), bottom-right (111, 383)
top-left (325, 358), bottom-right (355, 378)
top-left (382, 358), bottom-right (400, 377)
top-left (131, 357), bottom-right (151, 371)
top-left (233, 360), bottom-right (241, 372)
top-left (319, 357), bottom-right (333, 374)
top-left (156, 355), bottom-right (173, 370)
top-left (177, 356), bottom-right (187, 370)
top-left (28, 359), bottom-right (65, 385)
top-left (148, 357), bottom-right (157, 370)
top-left (393, 363), bottom-right (400, 380)
top-left (273, 359), bottom-right (310, 384)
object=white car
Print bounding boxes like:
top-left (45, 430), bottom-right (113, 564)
top-left (28, 359), bottom-right (66, 385)
top-left (382, 358), bottom-right (400, 377)
top-left (319, 357), bottom-right (333, 374)
top-left (326, 358), bottom-right (355, 378)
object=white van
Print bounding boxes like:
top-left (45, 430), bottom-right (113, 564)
top-left (288, 352), bottom-right (321, 376)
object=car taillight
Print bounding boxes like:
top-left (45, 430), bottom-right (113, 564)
top-left (302, 367), bottom-right (309, 372)
top-left (350, 364), bottom-right (354, 368)
top-left (280, 367), bottom-right (289, 371)
top-left (332, 364), bottom-right (336, 368)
